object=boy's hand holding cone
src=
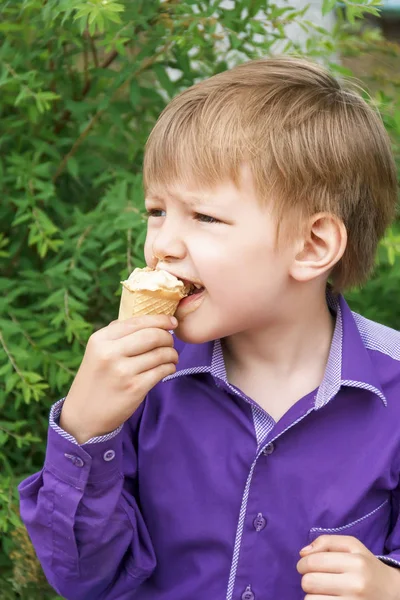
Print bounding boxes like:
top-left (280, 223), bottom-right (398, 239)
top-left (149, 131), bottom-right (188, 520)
top-left (59, 268), bottom-right (189, 444)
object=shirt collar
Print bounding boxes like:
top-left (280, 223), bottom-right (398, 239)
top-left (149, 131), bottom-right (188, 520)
top-left (316, 292), bottom-right (387, 408)
top-left (165, 337), bottom-right (225, 381)
top-left (166, 292), bottom-right (387, 408)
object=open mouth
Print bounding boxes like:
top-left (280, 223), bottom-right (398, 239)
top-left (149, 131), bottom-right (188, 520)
top-left (176, 278), bottom-right (206, 316)
top-left (177, 277), bottom-right (204, 297)
top-left (187, 283), bottom-right (204, 297)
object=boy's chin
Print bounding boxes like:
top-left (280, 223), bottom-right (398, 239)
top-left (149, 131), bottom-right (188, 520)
top-left (174, 322), bottom-right (216, 345)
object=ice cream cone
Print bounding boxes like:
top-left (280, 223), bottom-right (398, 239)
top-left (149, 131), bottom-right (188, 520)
top-left (118, 286), bottom-right (183, 320)
top-left (118, 267), bottom-right (190, 320)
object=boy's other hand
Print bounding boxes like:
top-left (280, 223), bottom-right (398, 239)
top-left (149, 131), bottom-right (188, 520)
top-left (59, 315), bottom-right (179, 444)
top-left (297, 534), bottom-right (400, 599)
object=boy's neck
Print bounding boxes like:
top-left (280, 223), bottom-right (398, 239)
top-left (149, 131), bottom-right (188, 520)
top-left (221, 284), bottom-right (335, 419)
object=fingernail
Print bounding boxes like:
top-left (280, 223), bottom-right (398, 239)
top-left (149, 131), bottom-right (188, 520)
top-left (300, 544), bottom-right (313, 553)
top-left (170, 317), bottom-right (178, 327)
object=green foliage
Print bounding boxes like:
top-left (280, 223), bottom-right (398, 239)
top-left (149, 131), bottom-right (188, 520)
top-left (0, 0), bottom-right (399, 597)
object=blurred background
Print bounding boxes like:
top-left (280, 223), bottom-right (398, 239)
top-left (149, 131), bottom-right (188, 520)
top-left (0, 0), bottom-right (399, 597)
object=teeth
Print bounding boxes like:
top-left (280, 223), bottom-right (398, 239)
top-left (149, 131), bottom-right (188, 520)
top-left (193, 283), bottom-right (203, 289)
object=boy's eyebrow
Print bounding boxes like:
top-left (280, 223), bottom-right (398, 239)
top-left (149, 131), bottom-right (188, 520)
top-left (145, 191), bottom-right (212, 206)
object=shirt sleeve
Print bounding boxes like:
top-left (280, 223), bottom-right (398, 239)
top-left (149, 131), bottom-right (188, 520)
top-left (18, 398), bottom-right (156, 600)
top-left (377, 483), bottom-right (400, 568)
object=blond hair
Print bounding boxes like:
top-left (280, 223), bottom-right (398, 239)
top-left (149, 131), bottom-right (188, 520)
top-left (143, 56), bottom-right (398, 291)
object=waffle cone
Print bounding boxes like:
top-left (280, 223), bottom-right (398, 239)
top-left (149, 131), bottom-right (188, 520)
top-left (118, 285), bottom-right (182, 320)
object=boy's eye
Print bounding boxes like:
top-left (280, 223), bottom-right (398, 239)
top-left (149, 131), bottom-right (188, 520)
top-left (146, 209), bottom-right (165, 218)
top-left (146, 209), bottom-right (220, 224)
top-left (195, 213), bottom-right (220, 224)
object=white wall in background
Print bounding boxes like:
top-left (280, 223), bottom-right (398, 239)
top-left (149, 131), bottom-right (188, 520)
top-left (220, 0), bottom-right (336, 50)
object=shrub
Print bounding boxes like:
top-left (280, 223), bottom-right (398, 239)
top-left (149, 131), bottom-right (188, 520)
top-left (0, 0), bottom-right (398, 597)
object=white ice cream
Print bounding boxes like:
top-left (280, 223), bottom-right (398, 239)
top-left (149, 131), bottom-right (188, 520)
top-left (122, 267), bottom-right (188, 295)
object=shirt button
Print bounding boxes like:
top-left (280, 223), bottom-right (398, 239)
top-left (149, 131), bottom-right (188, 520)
top-left (64, 453), bottom-right (84, 468)
top-left (253, 512), bottom-right (267, 532)
top-left (262, 442), bottom-right (275, 456)
top-left (103, 449), bottom-right (115, 462)
top-left (241, 585), bottom-right (255, 600)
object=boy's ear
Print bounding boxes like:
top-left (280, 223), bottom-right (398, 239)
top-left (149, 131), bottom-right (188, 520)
top-left (290, 213), bottom-right (347, 283)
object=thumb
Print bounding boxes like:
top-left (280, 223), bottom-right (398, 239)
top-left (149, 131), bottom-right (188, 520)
top-left (300, 535), bottom-right (369, 557)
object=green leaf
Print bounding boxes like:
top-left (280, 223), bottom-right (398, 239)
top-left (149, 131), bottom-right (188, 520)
top-left (20, 371), bottom-right (45, 384)
top-left (5, 373), bottom-right (20, 394)
top-left (71, 267), bottom-right (92, 282)
top-left (101, 256), bottom-right (121, 269)
top-left (105, 12), bottom-right (122, 25)
top-left (73, 7), bottom-right (92, 20)
top-left (322, 0), bottom-right (337, 15)
top-left (0, 432), bottom-right (9, 447)
top-left (67, 156), bottom-right (79, 179)
top-left (153, 64), bottom-right (176, 98)
top-left (129, 80), bottom-right (141, 107)
top-left (0, 363), bottom-right (12, 377)
top-left (105, 2), bottom-right (125, 13)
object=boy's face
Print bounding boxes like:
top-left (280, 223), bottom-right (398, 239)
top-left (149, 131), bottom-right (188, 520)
top-left (144, 165), bottom-right (299, 344)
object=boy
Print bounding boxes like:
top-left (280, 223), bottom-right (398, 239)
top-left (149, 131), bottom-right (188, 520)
top-left (19, 56), bottom-right (400, 600)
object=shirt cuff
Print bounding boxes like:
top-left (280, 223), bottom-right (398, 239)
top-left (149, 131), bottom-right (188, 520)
top-left (45, 409), bottom-right (124, 489)
top-left (377, 554), bottom-right (400, 568)
top-left (50, 397), bottom-right (123, 445)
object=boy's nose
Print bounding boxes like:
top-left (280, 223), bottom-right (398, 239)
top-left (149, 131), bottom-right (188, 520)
top-left (151, 224), bottom-right (186, 263)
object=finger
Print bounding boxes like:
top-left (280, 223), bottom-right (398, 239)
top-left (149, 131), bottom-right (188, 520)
top-left (134, 361), bottom-right (177, 395)
top-left (118, 328), bottom-right (175, 357)
top-left (304, 596), bottom-right (338, 600)
top-left (300, 535), bottom-right (367, 556)
top-left (297, 551), bottom-right (358, 575)
top-left (129, 346), bottom-right (179, 374)
top-left (106, 315), bottom-right (177, 340)
top-left (301, 572), bottom-right (348, 596)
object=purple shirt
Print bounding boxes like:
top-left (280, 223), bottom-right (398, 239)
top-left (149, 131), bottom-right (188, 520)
top-left (19, 294), bottom-right (400, 600)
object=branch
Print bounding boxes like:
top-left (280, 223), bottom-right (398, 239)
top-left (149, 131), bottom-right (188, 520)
top-left (4, 231), bottom-right (29, 277)
top-left (48, 41), bottom-right (57, 97)
top-left (102, 49), bottom-right (119, 70)
top-left (83, 34), bottom-right (89, 93)
top-left (54, 18), bottom-right (147, 135)
top-left (53, 45), bottom-right (171, 183)
top-left (0, 425), bottom-right (31, 443)
top-left (127, 228), bottom-right (132, 273)
top-left (64, 290), bottom-right (71, 322)
top-left (68, 225), bottom-right (93, 270)
top-left (0, 331), bottom-right (30, 389)
top-left (81, 48), bottom-right (118, 97)
top-left (88, 32), bottom-right (99, 68)
top-left (62, 42), bottom-right (78, 100)
top-left (53, 48), bottom-right (120, 135)
top-left (4, 63), bottom-right (37, 102)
